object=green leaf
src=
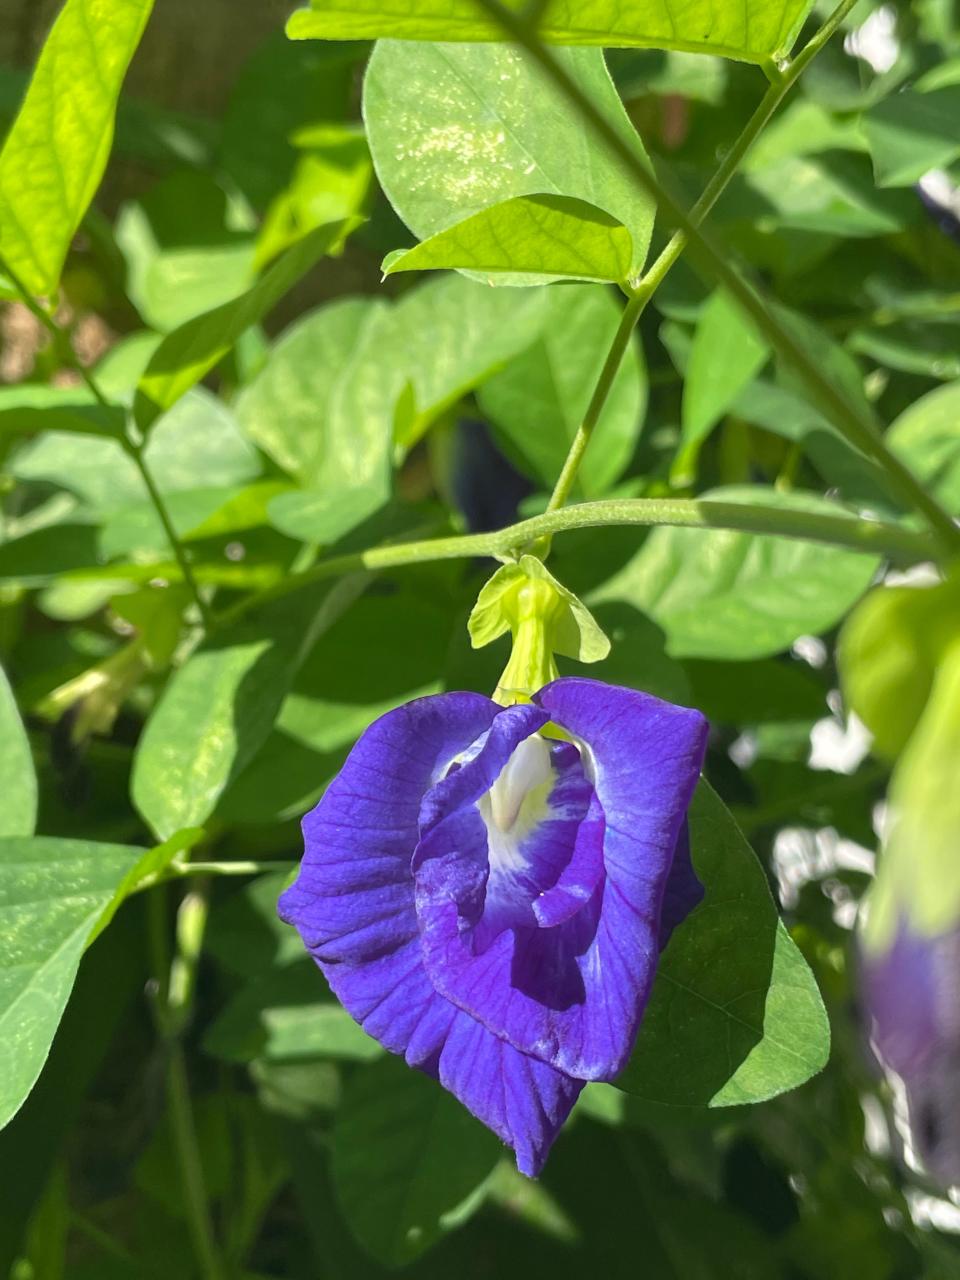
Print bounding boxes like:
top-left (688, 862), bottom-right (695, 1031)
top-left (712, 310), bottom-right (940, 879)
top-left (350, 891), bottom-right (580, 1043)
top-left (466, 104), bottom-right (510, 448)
top-left (291, 0), bottom-right (815, 63)
top-left (617, 781), bottom-right (829, 1105)
top-left (203, 961), bottom-right (380, 1064)
top-left (591, 486), bottom-right (880, 660)
top-left (0, 665), bottom-right (36, 838)
top-left (865, 641), bottom-right (960, 949)
top-left (217, 591), bottom-right (450, 825)
top-left (12, 389), bottom-right (260, 535)
top-left (863, 84), bottom-right (960, 188)
top-left (839, 578), bottom-right (960, 761)
top-left (390, 274), bottom-right (548, 450)
top-left (235, 297), bottom-right (394, 504)
top-left (134, 219), bottom-right (354, 431)
top-left (363, 42), bottom-right (654, 286)
top-left (256, 125), bottom-right (373, 269)
top-left (0, 836), bottom-right (143, 1131)
top-left (266, 487), bottom-right (385, 545)
top-left (87, 827), bottom-right (205, 947)
top-left (478, 283), bottom-right (646, 496)
top-left (675, 289), bottom-right (769, 485)
top-left (0, 0), bottom-right (154, 297)
top-left (383, 194), bottom-right (633, 284)
top-left (115, 171), bottom-right (257, 332)
top-left (331, 1055), bottom-right (500, 1266)
top-left (131, 579), bottom-right (365, 840)
top-left (887, 379), bottom-right (960, 514)
top-left (0, 386), bottom-right (125, 439)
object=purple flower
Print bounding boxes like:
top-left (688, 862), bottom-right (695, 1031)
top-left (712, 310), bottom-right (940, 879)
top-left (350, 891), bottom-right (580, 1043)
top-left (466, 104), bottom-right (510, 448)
top-left (279, 677), bottom-right (708, 1175)
top-left (862, 922), bottom-right (960, 1185)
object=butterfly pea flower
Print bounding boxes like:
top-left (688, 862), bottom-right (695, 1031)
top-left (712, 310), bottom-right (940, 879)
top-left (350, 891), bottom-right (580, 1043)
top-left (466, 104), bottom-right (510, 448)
top-left (857, 635), bottom-right (960, 1186)
top-left (278, 676), bottom-right (708, 1174)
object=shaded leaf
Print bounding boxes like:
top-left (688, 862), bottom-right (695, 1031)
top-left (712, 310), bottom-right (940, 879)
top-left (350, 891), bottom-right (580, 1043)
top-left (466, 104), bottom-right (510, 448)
top-left (675, 289), bottom-right (769, 484)
top-left (478, 283), bottom-right (645, 495)
top-left (617, 781), bottom-right (829, 1105)
top-left (331, 1055), bottom-right (500, 1266)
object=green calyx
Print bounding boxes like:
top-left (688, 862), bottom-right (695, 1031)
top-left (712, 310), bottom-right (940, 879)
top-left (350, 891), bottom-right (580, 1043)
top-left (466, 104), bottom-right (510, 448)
top-left (468, 555), bottom-right (610, 706)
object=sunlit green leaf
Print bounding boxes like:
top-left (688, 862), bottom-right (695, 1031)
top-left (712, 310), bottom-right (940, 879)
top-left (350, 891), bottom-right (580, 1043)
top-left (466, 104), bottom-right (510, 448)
top-left (839, 578), bottom-right (960, 761)
top-left (236, 296), bottom-right (394, 507)
top-left (591, 487), bottom-right (880, 660)
top-left (383, 194), bottom-right (633, 283)
top-left (134, 219), bottom-right (354, 431)
top-left (290, 0), bottom-right (815, 63)
top-left (887, 379), bottom-right (960, 514)
top-left (115, 171), bottom-right (257, 332)
top-left (0, 0), bottom-right (154, 297)
top-left (0, 666), bottom-right (36, 838)
top-left (865, 641), bottom-right (960, 949)
top-left (478, 283), bottom-right (645, 495)
top-left (0, 836), bottom-right (143, 1131)
top-left (617, 781), bottom-right (829, 1104)
top-left (131, 579), bottom-right (365, 839)
top-left (364, 42), bottom-right (654, 285)
top-left (675, 289), bottom-right (769, 485)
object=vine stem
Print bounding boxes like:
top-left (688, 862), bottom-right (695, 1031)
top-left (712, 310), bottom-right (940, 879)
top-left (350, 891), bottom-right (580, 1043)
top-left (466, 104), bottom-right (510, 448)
top-left (148, 885), bottom-right (225, 1280)
top-left (473, 0), bottom-right (960, 560)
top-left (0, 252), bottom-right (213, 629)
top-left (544, 1), bottom-right (856, 515)
top-left (218, 496), bottom-right (933, 625)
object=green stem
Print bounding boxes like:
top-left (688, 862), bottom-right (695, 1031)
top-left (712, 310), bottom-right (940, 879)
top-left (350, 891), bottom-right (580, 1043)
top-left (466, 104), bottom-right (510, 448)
top-left (0, 250), bottom-right (214, 627)
top-left (218, 496), bottom-right (932, 624)
top-left (170, 859), bottom-right (296, 879)
top-left (540, 0), bottom-right (864, 518)
top-left (123, 438), bottom-right (213, 630)
top-left (168, 1042), bottom-right (225, 1280)
top-left (472, 0), bottom-right (960, 561)
top-left (545, 291), bottom-right (645, 513)
top-left (147, 886), bottom-right (225, 1280)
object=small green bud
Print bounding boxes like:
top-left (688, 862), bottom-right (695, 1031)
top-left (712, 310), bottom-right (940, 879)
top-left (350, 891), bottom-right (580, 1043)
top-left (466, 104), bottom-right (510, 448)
top-left (468, 555), bottom-right (609, 706)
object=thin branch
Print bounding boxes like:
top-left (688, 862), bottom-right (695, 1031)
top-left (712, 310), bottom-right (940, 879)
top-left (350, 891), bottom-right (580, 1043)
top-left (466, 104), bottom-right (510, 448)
top-left (471, 0), bottom-right (960, 560)
top-left (217, 495), bottom-right (934, 624)
top-left (540, 0), bottom-right (865, 519)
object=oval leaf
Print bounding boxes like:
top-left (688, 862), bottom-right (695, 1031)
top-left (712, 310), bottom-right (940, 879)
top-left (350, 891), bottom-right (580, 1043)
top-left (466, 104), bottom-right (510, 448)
top-left (383, 194), bottom-right (633, 284)
top-left (0, 0), bottom-right (154, 298)
top-left (0, 836), bottom-right (144, 1131)
top-left (364, 41), bottom-right (654, 285)
top-left (291, 0), bottom-right (815, 64)
top-left (591, 486), bottom-right (880, 660)
top-left (331, 1055), bottom-right (500, 1266)
top-left (617, 781), bottom-right (830, 1105)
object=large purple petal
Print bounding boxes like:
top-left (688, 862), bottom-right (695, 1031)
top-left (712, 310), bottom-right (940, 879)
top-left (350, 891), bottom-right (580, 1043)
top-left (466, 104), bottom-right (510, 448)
top-left (414, 678), bottom-right (708, 1081)
top-left (278, 692), bottom-right (497, 964)
top-left (322, 940), bottom-right (583, 1176)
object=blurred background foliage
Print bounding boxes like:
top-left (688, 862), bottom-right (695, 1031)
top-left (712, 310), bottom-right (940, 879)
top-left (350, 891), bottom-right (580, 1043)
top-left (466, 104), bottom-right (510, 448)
top-left (2, 0), bottom-right (960, 1276)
